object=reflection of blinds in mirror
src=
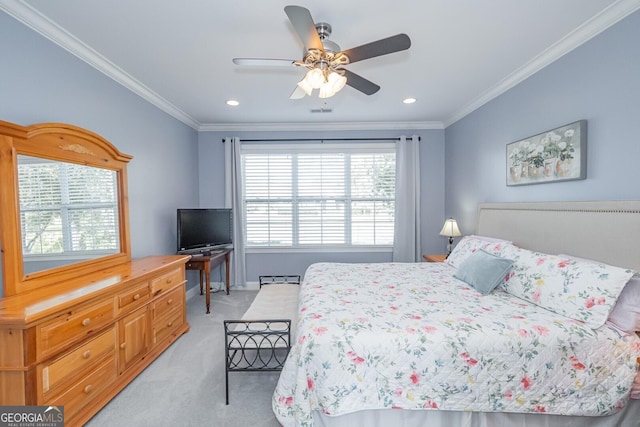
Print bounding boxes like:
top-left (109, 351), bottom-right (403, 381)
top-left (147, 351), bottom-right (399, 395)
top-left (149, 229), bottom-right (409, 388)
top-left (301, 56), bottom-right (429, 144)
top-left (17, 156), bottom-right (119, 255)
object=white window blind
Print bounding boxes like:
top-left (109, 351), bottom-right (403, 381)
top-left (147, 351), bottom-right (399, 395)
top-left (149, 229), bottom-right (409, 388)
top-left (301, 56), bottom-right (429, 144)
top-left (243, 144), bottom-right (395, 248)
top-left (18, 158), bottom-right (119, 256)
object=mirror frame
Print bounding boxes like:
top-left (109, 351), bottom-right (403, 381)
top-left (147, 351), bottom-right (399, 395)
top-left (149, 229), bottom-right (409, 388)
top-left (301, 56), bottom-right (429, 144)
top-left (0, 120), bottom-right (132, 296)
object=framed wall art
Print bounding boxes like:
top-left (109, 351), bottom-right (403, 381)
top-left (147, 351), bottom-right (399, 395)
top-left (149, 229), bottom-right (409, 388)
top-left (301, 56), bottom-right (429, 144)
top-left (506, 120), bottom-right (587, 186)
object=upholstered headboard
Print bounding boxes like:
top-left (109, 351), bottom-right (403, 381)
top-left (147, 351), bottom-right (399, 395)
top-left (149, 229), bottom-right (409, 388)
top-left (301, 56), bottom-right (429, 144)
top-left (477, 201), bottom-right (640, 272)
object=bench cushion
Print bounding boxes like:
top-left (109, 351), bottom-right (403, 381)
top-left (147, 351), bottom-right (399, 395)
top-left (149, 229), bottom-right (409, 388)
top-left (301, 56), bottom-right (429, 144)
top-left (240, 283), bottom-right (300, 336)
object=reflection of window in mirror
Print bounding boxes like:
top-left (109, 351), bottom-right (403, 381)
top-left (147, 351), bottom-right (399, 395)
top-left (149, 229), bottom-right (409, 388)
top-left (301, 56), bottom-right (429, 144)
top-left (18, 155), bottom-right (120, 274)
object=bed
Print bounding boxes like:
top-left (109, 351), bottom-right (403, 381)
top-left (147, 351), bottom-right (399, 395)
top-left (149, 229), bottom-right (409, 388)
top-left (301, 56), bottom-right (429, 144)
top-left (272, 201), bottom-right (640, 427)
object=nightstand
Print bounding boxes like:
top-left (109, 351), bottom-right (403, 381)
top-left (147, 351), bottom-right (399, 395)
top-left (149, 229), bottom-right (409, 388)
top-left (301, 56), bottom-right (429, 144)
top-left (423, 254), bottom-right (447, 263)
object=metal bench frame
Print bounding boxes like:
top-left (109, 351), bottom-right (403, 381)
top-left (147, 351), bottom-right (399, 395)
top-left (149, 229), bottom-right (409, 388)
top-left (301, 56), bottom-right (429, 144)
top-left (224, 275), bottom-right (300, 405)
top-left (258, 274), bottom-right (301, 287)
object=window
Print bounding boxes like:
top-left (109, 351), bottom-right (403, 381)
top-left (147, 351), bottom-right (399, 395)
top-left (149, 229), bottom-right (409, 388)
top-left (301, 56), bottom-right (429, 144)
top-left (243, 143), bottom-right (395, 248)
top-left (18, 156), bottom-right (119, 257)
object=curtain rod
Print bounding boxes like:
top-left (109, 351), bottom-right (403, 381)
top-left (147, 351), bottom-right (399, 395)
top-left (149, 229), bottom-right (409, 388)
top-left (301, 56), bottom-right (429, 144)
top-left (221, 137), bottom-right (420, 143)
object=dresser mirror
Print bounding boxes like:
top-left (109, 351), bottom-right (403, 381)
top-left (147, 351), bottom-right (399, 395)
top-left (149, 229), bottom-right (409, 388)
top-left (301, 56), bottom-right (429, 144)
top-left (18, 154), bottom-right (121, 275)
top-left (0, 121), bottom-right (132, 296)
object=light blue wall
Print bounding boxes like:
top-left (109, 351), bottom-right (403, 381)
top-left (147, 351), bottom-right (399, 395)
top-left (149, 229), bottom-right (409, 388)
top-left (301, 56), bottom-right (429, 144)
top-left (198, 129), bottom-right (445, 283)
top-left (0, 9), bottom-right (444, 294)
top-left (7, 7), bottom-right (634, 292)
top-left (444, 10), bottom-right (640, 236)
top-left (0, 12), bottom-right (200, 296)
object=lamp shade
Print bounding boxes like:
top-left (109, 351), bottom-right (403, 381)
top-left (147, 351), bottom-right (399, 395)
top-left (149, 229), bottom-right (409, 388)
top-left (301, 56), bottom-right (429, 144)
top-left (318, 83), bottom-right (335, 99)
top-left (328, 71), bottom-right (347, 93)
top-left (305, 68), bottom-right (325, 89)
top-left (318, 72), bottom-right (347, 99)
top-left (296, 77), bottom-right (314, 96)
top-left (439, 218), bottom-right (461, 237)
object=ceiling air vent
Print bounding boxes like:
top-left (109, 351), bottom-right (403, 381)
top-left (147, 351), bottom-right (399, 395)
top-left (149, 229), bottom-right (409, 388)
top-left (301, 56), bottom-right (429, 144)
top-left (310, 108), bottom-right (333, 113)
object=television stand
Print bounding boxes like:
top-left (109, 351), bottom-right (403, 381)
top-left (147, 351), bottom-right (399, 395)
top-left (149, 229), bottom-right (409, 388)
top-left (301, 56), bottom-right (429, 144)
top-left (185, 247), bottom-right (232, 313)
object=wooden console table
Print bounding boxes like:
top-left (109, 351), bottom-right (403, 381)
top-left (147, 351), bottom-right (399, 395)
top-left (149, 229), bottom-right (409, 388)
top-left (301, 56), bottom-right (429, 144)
top-left (185, 248), bottom-right (232, 314)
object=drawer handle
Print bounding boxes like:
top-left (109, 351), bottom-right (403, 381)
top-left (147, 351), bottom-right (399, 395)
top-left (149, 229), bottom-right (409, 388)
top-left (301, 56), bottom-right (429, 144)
top-left (167, 299), bottom-right (173, 305)
top-left (120, 342), bottom-right (127, 350)
top-left (82, 318), bottom-right (91, 327)
top-left (166, 278), bottom-right (173, 284)
top-left (83, 350), bottom-right (91, 359)
top-left (133, 293), bottom-right (141, 301)
top-left (84, 384), bottom-right (93, 394)
top-left (167, 321), bottom-right (174, 327)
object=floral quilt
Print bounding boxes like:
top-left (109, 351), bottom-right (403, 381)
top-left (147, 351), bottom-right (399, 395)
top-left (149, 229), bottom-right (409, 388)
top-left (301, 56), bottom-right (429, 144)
top-left (272, 262), bottom-right (640, 427)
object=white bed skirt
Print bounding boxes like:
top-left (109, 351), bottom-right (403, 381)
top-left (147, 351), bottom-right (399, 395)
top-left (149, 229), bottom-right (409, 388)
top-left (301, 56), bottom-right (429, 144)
top-left (312, 399), bottom-right (640, 427)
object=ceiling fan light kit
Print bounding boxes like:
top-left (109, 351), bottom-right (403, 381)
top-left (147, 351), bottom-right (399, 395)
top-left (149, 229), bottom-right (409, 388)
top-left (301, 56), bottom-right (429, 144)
top-left (298, 67), bottom-right (347, 98)
top-left (233, 5), bottom-right (411, 99)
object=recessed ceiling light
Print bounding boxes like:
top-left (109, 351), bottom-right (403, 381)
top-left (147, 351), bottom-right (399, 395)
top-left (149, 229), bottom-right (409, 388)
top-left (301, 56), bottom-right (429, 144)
top-left (226, 99), bottom-right (239, 106)
top-left (403, 97), bottom-right (417, 104)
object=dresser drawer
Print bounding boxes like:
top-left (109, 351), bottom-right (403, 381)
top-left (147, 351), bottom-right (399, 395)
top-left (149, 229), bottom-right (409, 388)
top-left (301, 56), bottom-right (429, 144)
top-left (153, 309), bottom-right (184, 345)
top-left (39, 328), bottom-right (115, 397)
top-left (116, 282), bottom-right (150, 314)
top-left (152, 286), bottom-right (184, 321)
top-left (150, 268), bottom-right (183, 295)
top-left (45, 357), bottom-right (117, 420)
top-left (37, 299), bottom-right (115, 359)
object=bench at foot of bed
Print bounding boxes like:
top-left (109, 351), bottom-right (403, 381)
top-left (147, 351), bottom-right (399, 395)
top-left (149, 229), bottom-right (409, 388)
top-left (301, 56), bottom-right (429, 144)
top-left (224, 280), bottom-right (300, 404)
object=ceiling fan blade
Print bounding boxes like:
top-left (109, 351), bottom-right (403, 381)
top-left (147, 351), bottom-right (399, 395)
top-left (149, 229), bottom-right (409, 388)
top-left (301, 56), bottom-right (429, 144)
top-left (343, 69), bottom-right (380, 95)
top-left (233, 58), bottom-right (298, 67)
top-left (289, 86), bottom-right (306, 99)
top-left (340, 34), bottom-right (411, 64)
top-left (284, 5), bottom-right (323, 52)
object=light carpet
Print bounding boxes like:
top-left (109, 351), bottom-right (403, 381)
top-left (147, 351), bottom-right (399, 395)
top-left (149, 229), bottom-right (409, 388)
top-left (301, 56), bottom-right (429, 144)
top-left (86, 289), bottom-right (281, 427)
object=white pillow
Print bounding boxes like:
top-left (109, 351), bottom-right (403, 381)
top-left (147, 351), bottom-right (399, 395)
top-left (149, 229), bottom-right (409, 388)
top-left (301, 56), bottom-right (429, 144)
top-left (608, 275), bottom-right (640, 333)
top-left (500, 246), bottom-right (636, 329)
top-left (559, 254), bottom-right (640, 333)
top-left (445, 235), bottom-right (512, 269)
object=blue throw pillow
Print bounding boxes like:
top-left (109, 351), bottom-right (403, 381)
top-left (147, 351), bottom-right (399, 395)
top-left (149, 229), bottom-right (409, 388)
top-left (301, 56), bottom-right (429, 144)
top-left (454, 249), bottom-right (514, 295)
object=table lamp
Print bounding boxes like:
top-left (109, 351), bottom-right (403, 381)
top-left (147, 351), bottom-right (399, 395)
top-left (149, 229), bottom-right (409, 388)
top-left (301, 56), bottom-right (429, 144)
top-left (439, 218), bottom-right (462, 256)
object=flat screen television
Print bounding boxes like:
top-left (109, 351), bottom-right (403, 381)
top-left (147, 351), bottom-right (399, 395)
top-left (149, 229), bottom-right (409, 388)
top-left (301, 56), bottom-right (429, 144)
top-left (176, 208), bottom-right (233, 253)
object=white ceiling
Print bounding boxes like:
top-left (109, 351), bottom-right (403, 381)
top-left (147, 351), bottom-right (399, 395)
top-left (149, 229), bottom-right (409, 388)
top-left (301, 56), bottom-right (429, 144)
top-left (2, 0), bottom-right (639, 131)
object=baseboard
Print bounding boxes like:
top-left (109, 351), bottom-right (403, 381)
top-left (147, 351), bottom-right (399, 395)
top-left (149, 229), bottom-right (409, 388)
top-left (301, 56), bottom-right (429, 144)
top-left (244, 281), bottom-right (259, 291)
top-left (186, 285), bottom-right (200, 301)
top-left (186, 281), bottom-right (260, 300)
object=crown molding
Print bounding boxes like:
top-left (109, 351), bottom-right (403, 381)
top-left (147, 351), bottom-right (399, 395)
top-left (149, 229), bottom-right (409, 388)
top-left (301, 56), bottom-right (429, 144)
top-left (443, 0), bottom-right (640, 128)
top-left (0, 0), bottom-right (440, 133)
top-left (3, 0), bottom-right (638, 132)
top-left (198, 121), bottom-right (444, 132)
top-left (0, 0), bottom-right (200, 130)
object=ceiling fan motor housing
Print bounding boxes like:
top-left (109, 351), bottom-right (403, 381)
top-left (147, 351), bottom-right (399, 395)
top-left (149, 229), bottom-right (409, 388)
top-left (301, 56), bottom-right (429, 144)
top-left (315, 22), bottom-right (332, 39)
top-left (315, 22), bottom-right (341, 53)
top-left (302, 21), bottom-right (348, 71)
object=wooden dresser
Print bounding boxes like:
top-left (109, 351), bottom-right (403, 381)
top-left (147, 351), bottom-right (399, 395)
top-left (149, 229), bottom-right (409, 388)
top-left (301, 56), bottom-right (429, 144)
top-left (0, 120), bottom-right (191, 426)
top-left (0, 255), bottom-right (190, 426)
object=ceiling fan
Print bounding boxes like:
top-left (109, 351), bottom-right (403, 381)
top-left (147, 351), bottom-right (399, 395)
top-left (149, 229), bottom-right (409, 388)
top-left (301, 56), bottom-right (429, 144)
top-left (233, 5), bottom-right (411, 99)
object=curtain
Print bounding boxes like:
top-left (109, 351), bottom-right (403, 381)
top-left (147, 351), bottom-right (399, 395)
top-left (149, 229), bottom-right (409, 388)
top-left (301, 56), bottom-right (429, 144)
top-left (224, 137), bottom-right (246, 287)
top-left (393, 135), bottom-right (421, 262)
